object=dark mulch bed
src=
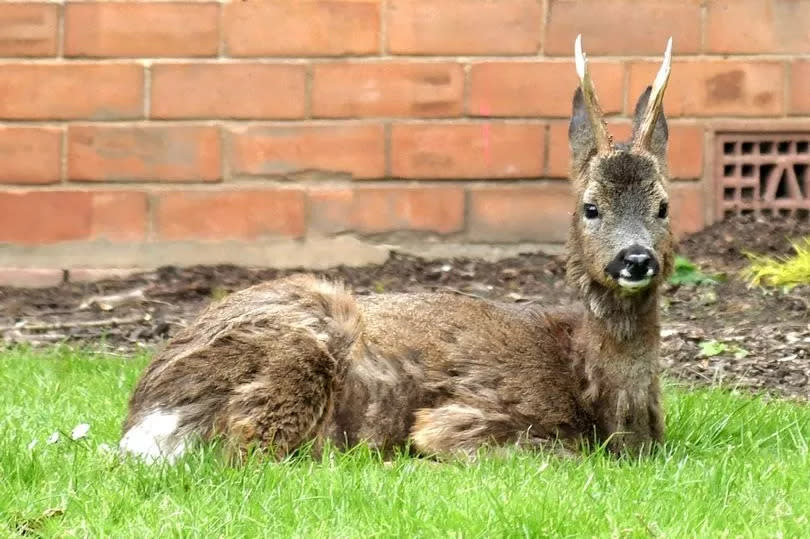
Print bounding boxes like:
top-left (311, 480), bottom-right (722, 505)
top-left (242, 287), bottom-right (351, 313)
top-left (1, 215), bottom-right (808, 399)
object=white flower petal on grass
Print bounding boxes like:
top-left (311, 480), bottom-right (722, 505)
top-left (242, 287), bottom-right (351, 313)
top-left (46, 432), bottom-right (60, 445)
top-left (97, 443), bottom-right (113, 454)
top-left (27, 439), bottom-right (38, 451)
top-left (71, 423), bottom-right (90, 440)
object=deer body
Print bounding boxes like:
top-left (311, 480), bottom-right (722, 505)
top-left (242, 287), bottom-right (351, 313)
top-left (120, 36), bottom-right (675, 463)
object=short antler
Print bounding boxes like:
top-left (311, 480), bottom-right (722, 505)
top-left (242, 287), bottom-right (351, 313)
top-left (633, 38), bottom-right (673, 152)
top-left (574, 34), bottom-right (612, 154)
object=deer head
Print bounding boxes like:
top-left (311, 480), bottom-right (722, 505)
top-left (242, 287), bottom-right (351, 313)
top-left (567, 35), bottom-right (675, 319)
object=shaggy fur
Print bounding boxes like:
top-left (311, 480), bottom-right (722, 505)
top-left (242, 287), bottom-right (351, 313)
top-left (121, 83), bottom-right (675, 462)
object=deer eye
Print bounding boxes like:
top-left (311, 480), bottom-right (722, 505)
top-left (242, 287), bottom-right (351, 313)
top-left (657, 201), bottom-right (669, 219)
top-left (583, 203), bottom-right (599, 219)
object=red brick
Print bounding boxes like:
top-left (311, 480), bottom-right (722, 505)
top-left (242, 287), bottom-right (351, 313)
top-left (669, 182), bottom-right (705, 238)
top-left (667, 125), bottom-right (704, 180)
top-left (391, 123), bottom-right (544, 179)
top-left (0, 268), bottom-right (64, 288)
top-left (312, 62), bottom-right (464, 118)
top-left (227, 124), bottom-right (384, 180)
top-left (469, 61), bottom-right (624, 118)
top-left (706, 0), bottom-right (810, 54)
top-left (468, 184), bottom-right (574, 242)
top-left (224, 1), bottom-right (380, 57)
top-left (68, 125), bottom-right (221, 182)
top-left (547, 122), bottom-right (571, 179)
top-left (387, 0), bottom-right (542, 55)
top-left (545, 0), bottom-right (701, 55)
top-left (628, 61), bottom-right (784, 117)
top-left (0, 64), bottom-right (143, 120)
top-left (155, 190), bottom-right (306, 240)
top-left (790, 61), bottom-right (810, 114)
top-left (151, 64), bottom-right (306, 119)
top-left (0, 3), bottom-right (58, 56)
top-left (308, 186), bottom-right (465, 235)
top-left (0, 192), bottom-right (92, 244)
top-left (90, 191), bottom-right (148, 242)
top-left (547, 122), bottom-right (703, 180)
top-left (0, 190), bottom-right (147, 244)
top-left (0, 127), bottom-right (61, 185)
top-left (65, 2), bottom-right (218, 58)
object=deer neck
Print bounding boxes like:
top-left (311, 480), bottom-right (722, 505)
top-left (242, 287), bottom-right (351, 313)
top-left (571, 276), bottom-right (665, 452)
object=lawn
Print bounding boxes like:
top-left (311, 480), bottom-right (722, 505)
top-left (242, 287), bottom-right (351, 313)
top-left (2, 347), bottom-right (809, 537)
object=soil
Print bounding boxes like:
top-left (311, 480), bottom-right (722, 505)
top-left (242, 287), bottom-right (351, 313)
top-left (1, 215), bottom-right (808, 399)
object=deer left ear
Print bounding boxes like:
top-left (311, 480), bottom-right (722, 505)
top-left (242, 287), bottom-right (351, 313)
top-left (631, 86), bottom-right (668, 161)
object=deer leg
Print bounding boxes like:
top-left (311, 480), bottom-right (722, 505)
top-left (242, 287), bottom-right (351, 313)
top-left (214, 332), bottom-right (341, 462)
top-left (410, 403), bottom-right (575, 459)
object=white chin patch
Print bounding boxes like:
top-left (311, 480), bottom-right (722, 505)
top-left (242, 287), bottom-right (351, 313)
top-left (618, 277), bottom-right (652, 290)
top-left (119, 409), bottom-right (187, 464)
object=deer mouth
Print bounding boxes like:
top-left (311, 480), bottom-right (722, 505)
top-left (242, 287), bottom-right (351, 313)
top-left (616, 267), bottom-right (656, 291)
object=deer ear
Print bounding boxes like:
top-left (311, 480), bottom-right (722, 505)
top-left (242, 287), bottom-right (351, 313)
top-left (631, 86), bottom-right (668, 160)
top-left (568, 87), bottom-right (597, 175)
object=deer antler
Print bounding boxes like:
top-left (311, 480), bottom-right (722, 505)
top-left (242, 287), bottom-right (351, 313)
top-left (633, 38), bottom-right (673, 151)
top-left (574, 34), bottom-right (612, 154)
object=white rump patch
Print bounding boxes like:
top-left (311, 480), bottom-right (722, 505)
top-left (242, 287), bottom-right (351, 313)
top-left (119, 409), bottom-right (187, 464)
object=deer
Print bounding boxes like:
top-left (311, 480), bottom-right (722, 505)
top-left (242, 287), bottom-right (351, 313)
top-left (119, 35), bottom-right (675, 464)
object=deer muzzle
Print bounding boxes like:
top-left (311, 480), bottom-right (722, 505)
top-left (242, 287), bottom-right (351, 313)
top-left (604, 245), bottom-right (660, 290)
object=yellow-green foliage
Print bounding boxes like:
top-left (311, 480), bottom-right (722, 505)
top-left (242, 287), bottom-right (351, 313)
top-left (743, 237), bottom-right (810, 288)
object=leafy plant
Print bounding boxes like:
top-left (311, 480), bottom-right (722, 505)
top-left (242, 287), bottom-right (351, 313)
top-left (669, 255), bottom-right (718, 286)
top-left (699, 340), bottom-right (749, 359)
top-left (742, 237), bottom-right (810, 290)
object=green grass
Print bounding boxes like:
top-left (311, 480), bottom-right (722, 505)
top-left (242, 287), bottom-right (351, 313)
top-left (743, 237), bottom-right (810, 289)
top-left (668, 255), bottom-right (719, 287)
top-left (2, 347), bottom-right (810, 537)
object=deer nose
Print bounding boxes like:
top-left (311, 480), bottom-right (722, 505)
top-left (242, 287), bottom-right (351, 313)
top-left (622, 246), bottom-right (657, 280)
top-left (605, 245), bottom-right (659, 281)
top-left (625, 251), bottom-right (651, 272)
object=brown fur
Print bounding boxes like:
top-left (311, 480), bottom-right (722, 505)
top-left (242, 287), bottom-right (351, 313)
top-left (121, 81), bottom-right (674, 461)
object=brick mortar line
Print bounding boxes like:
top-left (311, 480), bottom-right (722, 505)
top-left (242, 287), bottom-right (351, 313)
top-left (1, 117), bottom-right (808, 128)
top-left (143, 61), bottom-right (152, 119)
top-left (460, 188), bottom-right (473, 235)
top-left (217, 1), bottom-right (225, 58)
top-left (462, 63), bottom-right (472, 115)
top-left (58, 125), bottom-right (67, 184)
top-left (1, 54), bottom-right (809, 64)
top-left (539, 0), bottom-right (549, 56)
top-left (0, 178), bottom-right (581, 193)
top-left (304, 64), bottom-right (313, 119)
top-left (56, 1), bottom-right (65, 59)
top-left (145, 191), bottom-right (156, 242)
top-left (379, 0), bottom-right (389, 56)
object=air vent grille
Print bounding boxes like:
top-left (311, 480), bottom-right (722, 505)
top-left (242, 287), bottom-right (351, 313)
top-left (716, 133), bottom-right (810, 220)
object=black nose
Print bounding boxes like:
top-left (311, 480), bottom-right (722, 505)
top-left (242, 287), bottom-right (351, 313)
top-left (605, 245), bottom-right (659, 281)
top-left (624, 250), bottom-right (651, 277)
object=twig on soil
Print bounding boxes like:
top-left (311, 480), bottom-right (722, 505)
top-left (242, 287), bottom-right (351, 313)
top-left (435, 286), bottom-right (488, 300)
top-left (0, 314), bottom-right (147, 333)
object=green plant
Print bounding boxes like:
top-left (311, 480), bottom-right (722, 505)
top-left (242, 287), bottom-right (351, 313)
top-left (699, 340), bottom-right (749, 359)
top-left (669, 255), bottom-right (717, 286)
top-left (743, 237), bottom-right (810, 290)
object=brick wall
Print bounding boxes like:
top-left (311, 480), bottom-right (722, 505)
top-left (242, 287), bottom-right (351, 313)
top-left (0, 0), bottom-right (808, 274)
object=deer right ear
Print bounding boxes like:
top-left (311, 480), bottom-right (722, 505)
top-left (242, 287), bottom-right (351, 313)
top-left (568, 87), bottom-right (597, 175)
top-left (631, 86), bottom-right (668, 161)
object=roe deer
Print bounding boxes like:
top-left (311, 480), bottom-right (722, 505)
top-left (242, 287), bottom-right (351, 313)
top-left (120, 36), bottom-right (675, 463)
